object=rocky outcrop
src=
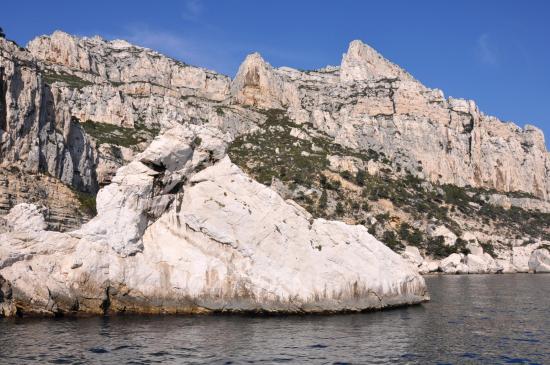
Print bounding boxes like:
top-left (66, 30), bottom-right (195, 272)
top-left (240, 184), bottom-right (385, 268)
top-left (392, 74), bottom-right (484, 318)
top-left (340, 40), bottom-right (415, 83)
top-left (0, 167), bottom-right (93, 231)
top-left (25, 30), bottom-right (238, 142)
top-left (487, 193), bottom-right (550, 213)
top-left (405, 239), bottom-right (550, 275)
top-left (0, 124), bottom-right (428, 316)
top-left (0, 31), bottom-right (254, 229)
top-left (28, 31), bottom-right (230, 102)
top-left (4, 203), bottom-right (47, 232)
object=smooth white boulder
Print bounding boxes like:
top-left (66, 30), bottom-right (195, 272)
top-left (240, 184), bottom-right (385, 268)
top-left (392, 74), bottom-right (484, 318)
top-left (402, 246), bottom-right (423, 267)
top-left (418, 260), bottom-right (440, 274)
top-left (511, 245), bottom-right (539, 272)
top-left (5, 203), bottom-right (48, 232)
top-left (528, 249), bottom-right (550, 273)
top-left (465, 254), bottom-right (488, 273)
top-left (440, 253), bottom-right (468, 274)
top-left (427, 225), bottom-right (457, 246)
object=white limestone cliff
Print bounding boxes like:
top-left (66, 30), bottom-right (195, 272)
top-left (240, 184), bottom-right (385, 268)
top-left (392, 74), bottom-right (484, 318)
top-left (230, 40), bottom-right (550, 200)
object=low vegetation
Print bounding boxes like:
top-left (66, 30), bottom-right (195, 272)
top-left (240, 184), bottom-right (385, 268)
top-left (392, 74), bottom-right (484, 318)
top-left (74, 190), bottom-right (97, 217)
top-left (228, 108), bottom-right (550, 256)
top-left (42, 69), bottom-right (93, 90)
top-left (79, 118), bottom-right (159, 148)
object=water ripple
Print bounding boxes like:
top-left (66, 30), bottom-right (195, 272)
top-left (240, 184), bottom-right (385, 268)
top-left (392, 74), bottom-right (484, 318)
top-left (0, 275), bottom-right (548, 364)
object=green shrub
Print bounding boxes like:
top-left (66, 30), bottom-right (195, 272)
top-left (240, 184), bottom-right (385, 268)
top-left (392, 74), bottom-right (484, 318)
top-left (335, 202), bottom-right (345, 215)
top-left (75, 191), bottom-right (97, 217)
top-left (479, 241), bottom-right (496, 257)
top-left (382, 230), bottom-right (404, 251)
top-left (42, 70), bottom-right (93, 90)
top-left (398, 223), bottom-right (425, 247)
top-left (398, 223), bottom-right (412, 241)
top-left (408, 228), bottom-right (424, 246)
top-left (426, 236), bottom-right (470, 258)
top-left (426, 236), bottom-right (452, 258)
top-left (340, 170), bottom-right (352, 181)
top-left (375, 212), bottom-right (390, 223)
top-left (454, 238), bottom-right (471, 255)
top-left (318, 189), bottom-right (328, 210)
top-left (356, 169), bottom-right (366, 186)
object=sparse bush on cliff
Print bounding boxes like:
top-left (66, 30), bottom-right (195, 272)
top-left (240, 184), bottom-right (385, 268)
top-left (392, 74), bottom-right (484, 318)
top-left (356, 169), bottom-right (366, 186)
top-left (382, 230), bottom-right (404, 251)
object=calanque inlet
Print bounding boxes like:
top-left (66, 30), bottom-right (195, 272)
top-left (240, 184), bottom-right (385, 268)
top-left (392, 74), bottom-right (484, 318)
top-left (0, 30), bottom-right (549, 317)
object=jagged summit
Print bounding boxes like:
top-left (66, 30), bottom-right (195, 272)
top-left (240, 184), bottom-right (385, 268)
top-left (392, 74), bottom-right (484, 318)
top-left (233, 40), bottom-right (417, 84)
top-left (340, 40), bottom-right (415, 82)
top-left (231, 50), bottom-right (291, 109)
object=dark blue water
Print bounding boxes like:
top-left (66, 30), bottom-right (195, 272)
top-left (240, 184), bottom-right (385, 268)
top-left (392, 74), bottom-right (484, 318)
top-left (0, 275), bottom-right (548, 364)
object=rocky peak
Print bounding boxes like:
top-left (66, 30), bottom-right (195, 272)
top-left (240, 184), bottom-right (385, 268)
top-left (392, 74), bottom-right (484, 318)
top-left (231, 52), bottom-right (286, 108)
top-left (27, 31), bottom-right (95, 71)
top-left (340, 40), bottom-right (415, 83)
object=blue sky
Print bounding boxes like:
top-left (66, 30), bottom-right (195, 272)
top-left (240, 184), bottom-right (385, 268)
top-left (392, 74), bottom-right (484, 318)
top-left (2, 0), bottom-right (549, 147)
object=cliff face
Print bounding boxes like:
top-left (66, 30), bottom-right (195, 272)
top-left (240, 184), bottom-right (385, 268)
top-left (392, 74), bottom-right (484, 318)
top-left (27, 31), bottom-right (231, 129)
top-left (231, 40), bottom-right (550, 199)
top-left (0, 30), bottom-right (548, 278)
top-left (0, 36), bottom-right (98, 189)
top-left (4, 32), bottom-right (548, 202)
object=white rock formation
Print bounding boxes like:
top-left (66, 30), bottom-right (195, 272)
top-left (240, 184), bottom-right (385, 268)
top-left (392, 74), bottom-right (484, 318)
top-left (464, 253), bottom-right (501, 274)
top-left (528, 249), bottom-right (550, 273)
top-left (511, 245), bottom-right (540, 272)
top-left (418, 260), bottom-right (440, 275)
top-left (488, 194), bottom-right (550, 213)
top-left (440, 253), bottom-right (468, 274)
top-left (0, 124), bottom-right (428, 316)
top-left (340, 40), bottom-right (415, 83)
top-left (427, 225), bottom-right (457, 246)
top-left (4, 203), bottom-right (48, 232)
top-left (402, 246), bottom-right (424, 268)
top-left (1, 30), bottom-right (548, 295)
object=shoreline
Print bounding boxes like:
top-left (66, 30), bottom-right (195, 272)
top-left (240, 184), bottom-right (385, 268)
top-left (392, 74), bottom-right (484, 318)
top-left (421, 271), bottom-right (550, 276)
